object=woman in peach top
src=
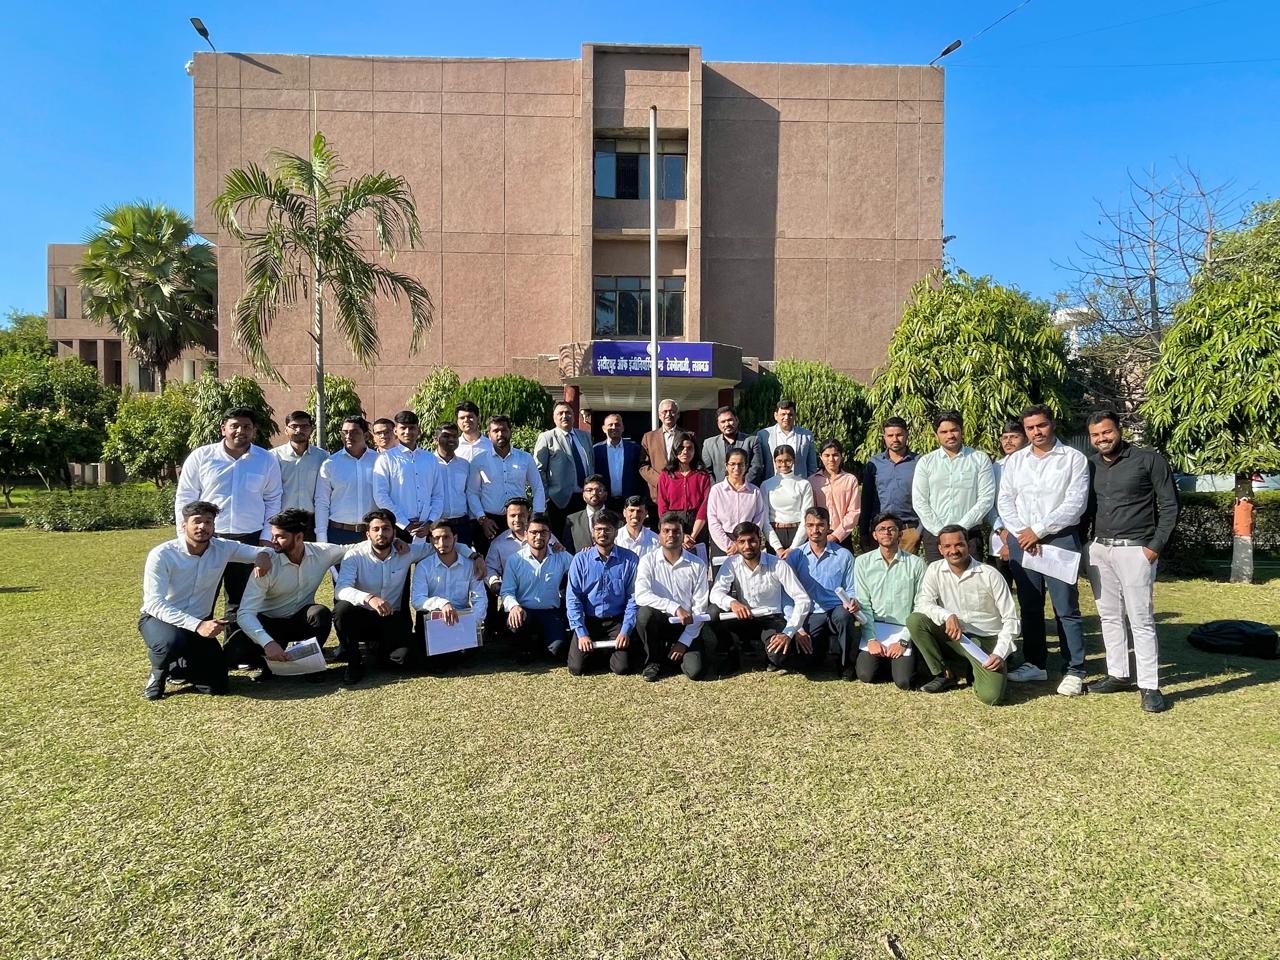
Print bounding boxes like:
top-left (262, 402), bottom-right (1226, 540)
top-left (809, 439), bottom-right (861, 550)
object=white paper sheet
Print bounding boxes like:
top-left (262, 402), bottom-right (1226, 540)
top-left (425, 610), bottom-right (481, 656)
top-left (668, 614), bottom-right (713, 624)
top-left (1020, 543), bottom-right (1081, 584)
top-left (989, 531), bottom-right (1004, 556)
top-left (834, 588), bottom-right (871, 626)
top-left (860, 623), bottom-right (912, 653)
top-left (265, 638), bottom-right (328, 676)
top-left (959, 633), bottom-right (991, 664)
top-left (717, 606), bottom-right (780, 621)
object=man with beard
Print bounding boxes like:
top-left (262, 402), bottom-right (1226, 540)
top-left (860, 417), bottom-right (921, 554)
top-left (634, 513), bottom-right (715, 682)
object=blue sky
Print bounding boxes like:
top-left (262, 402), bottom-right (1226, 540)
top-left (2, 0), bottom-right (1276, 317)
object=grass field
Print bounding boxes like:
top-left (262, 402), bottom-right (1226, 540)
top-left (1, 526), bottom-right (1277, 960)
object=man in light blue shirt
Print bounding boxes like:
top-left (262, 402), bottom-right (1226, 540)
top-left (411, 520), bottom-right (488, 671)
top-left (432, 423), bottom-right (474, 545)
top-left (785, 507), bottom-right (860, 678)
top-left (500, 513), bottom-right (572, 660)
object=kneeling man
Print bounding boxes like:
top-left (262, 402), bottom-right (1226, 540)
top-left (565, 509), bottom-right (639, 676)
top-left (139, 500), bottom-right (271, 700)
top-left (410, 520), bottom-right (488, 669)
top-left (907, 524), bottom-right (1019, 705)
top-left (500, 513), bottom-right (573, 661)
top-left (634, 512), bottom-right (715, 682)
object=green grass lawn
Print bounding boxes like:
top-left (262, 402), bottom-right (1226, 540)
top-left (1, 526), bottom-right (1277, 960)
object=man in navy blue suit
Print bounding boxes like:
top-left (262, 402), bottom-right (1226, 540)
top-left (593, 412), bottom-right (647, 514)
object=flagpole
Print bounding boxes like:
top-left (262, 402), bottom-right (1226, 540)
top-left (648, 104), bottom-right (659, 431)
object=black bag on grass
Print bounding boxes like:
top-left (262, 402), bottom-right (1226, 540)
top-left (1187, 620), bottom-right (1279, 660)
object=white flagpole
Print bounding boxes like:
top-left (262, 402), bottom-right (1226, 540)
top-left (648, 104), bottom-right (659, 431)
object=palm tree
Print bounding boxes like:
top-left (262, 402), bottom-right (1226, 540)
top-left (212, 131), bottom-right (433, 445)
top-left (76, 203), bottom-right (216, 391)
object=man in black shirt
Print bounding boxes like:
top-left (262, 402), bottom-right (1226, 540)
top-left (1084, 411), bottom-right (1180, 713)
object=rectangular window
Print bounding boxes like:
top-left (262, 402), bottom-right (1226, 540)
top-left (53, 286), bottom-right (67, 319)
top-left (593, 138), bottom-right (687, 201)
top-left (592, 276), bottom-right (686, 339)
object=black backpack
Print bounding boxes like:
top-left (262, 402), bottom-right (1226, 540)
top-left (1187, 620), bottom-right (1279, 660)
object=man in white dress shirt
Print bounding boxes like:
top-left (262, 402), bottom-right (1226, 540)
top-left (454, 401), bottom-right (494, 463)
top-left (535, 400), bottom-right (594, 538)
top-left (615, 495), bottom-right (660, 558)
top-left (997, 404), bottom-right (1091, 695)
top-left (467, 415), bottom-right (546, 551)
top-left (911, 410), bottom-right (997, 562)
top-left (314, 415), bottom-right (377, 546)
top-left (139, 500), bottom-right (271, 700)
top-left (757, 399), bottom-right (817, 479)
top-left (271, 410), bottom-right (328, 536)
top-left (411, 520), bottom-right (488, 671)
top-left (174, 406), bottom-right (283, 622)
top-left (374, 409), bottom-right (443, 542)
top-left (634, 513), bottom-right (715, 682)
top-left (987, 420), bottom-right (1029, 583)
top-left (710, 521), bottom-right (812, 675)
top-left (433, 423), bottom-right (474, 546)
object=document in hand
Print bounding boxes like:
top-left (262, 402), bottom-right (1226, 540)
top-left (958, 633), bottom-right (990, 664)
top-left (859, 623), bottom-right (911, 653)
top-left (989, 531), bottom-right (1004, 556)
top-left (425, 610), bottom-right (480, 656)
top-left (668, 614), bottom-right (713, 624)
top-left (1020, 543), bottom-right (1082, 584)
top-left (266, 638), bottom-right (328, 676)
top-left (718, 606), bottom-right (780, 620)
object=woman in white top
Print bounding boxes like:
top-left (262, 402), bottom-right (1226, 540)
top-left (761, 445), bottom-right (813, 558)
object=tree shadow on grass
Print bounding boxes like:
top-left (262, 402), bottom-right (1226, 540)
top-left (0, 585), bottom-right (38, 594)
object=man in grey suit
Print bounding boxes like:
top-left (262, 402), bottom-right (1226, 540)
top-left (702, 405), bottom-right (764, 485)
top-left (562, 474), bottom-right (613, 552)
top-left (534, 401), bottom-right (595, 538)
top-left (757, 399), bottom-right (817, 479)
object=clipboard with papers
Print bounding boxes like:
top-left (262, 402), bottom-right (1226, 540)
top-left (424, 610), bottom-right (481, 656)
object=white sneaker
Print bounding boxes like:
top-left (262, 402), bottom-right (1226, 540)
top-left (1056, 675), bottom-right (1086, 697)
top-left (1007, 662), bottom-right (1048, 682)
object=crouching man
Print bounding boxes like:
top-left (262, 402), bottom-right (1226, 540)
top-left (634, 513), bottom-right (716, 682)
top-left (139, 500), bottom-right (272, 700)
top-left (907, 525), bottom-right (1019, 706)
top-left (410, 520), bottom-right (489, 671)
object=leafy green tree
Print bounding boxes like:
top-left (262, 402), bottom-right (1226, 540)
top-left (75, 203), bottom-right (216, 390)
top-left (303, 374), bottom-right (365, 452)
top-left (0, 310), bottom-right (54, 358)
top-left (1142, 270), bottom-right (1280, 583)
top-left (103, 385), bottom-right (197, 486)
top-left (408, 366), bottom-right (462, 430)
top-left (213, 131), bottom-right (433, 445)
top-left (0, 355), bottom-right (118, 503)
top-left (739, 358), bottom-right (869, 453)
top-left (450, 374), bottom-right (550, 431)
top-left (860, 269), bottom-right (1072, 459)
top-left (187, 373), bottom-right (278, 449)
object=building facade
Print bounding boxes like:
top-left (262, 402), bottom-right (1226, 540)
top-left (192, 44), bottom-right (943, 434)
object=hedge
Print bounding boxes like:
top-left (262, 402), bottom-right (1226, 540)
top-left (23, 485), bottom-right (174, 533)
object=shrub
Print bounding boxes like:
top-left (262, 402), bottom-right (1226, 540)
top-left (408, 367), bottom-right (462, 431)
top-left (1162, 490), bottom-right (1280, 574)
top-left (188, 374), bottom-right (279, 449)
top-left (303, 375), bottom-right (365, 452)
top-left (103, 385), bottom-right (196, 486)
top-left (451, 374), bottom-right (551, 432)
top-left (739, 358), bottom-right (870, 452)
top-left (23, 485), bottom-right (175, 532)
top-left (509, 423), bottom-right (541, 454)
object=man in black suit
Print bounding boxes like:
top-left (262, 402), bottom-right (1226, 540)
top-left (593, 412), bottom-right (647, 514)
top-left (563, 475), bottom-right (614, 552)
top-left (701, 405), bottom-right (764, 485)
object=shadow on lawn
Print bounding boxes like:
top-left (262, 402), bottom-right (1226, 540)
top-left (0, 585), bottom-right (38, 594)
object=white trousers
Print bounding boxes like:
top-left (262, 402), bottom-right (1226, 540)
top-left (1086, 542), bottom-right (1160, 689)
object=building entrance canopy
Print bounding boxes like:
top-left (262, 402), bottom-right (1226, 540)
top-left (561, 340), bottom-right (742, 411)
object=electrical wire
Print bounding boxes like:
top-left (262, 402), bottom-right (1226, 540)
top-left (984, 0), bottom-right (1235, 54)
top-left (969, 0), bottom-right (1037, 42)
top-left (948, 56), bottom-right (1280, 68)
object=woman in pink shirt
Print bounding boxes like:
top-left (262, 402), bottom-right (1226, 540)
top-left (657, 431), bottom-right (711, 550)
top-left (707, 447), bottom-right (768, 558)
top-left (809, 439), bottom-right (861, 550)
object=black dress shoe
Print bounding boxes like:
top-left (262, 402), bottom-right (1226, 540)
top-left (143, 670), bottom-right (167, 701)
top-left (1092, 675), bottom-right (1137, 694)
top-left (1140, 688), bottom-right (1168, 713)
top-left (840, 665), bottom-right (857, 682)
top-left (919, 674), bottom-right (958, 694)
top-left (331, 645), bottom-right (350, 663)
top-left (343, 662), bottom-right (365, 685)
top-left (641, 663), bottom-right (662, 682)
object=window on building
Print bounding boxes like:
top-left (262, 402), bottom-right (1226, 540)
top-left (53, 286), bottom-right (67, 319)
top-left (138, 364), bottom-right (156, 392)
top-left (593, 139), bottom-right (687, 201)
top-left (593, 276), bottom-right (685, 338)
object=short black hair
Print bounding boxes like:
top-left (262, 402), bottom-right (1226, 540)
top-left (362, 508), bottom-right (397, 527)
top-left (504, 496), bottom-right (531, 511)
top-left (455, 401), bottom-right (480, 416)
top-left (181, 500), bottom-right (220, 521)
top-left (932, 410), bottom-right (963, 431)
top-left (1086, 410), bottom-right (1122, 429)
top-left (937, 523), bottom-right (968, 541)
top-left (221, 406), bottom-right (256, 425)
top-left (658, 511), bottom-right (686, 532)
top-left (393, 409), bottom-right (419, 427)
top-left (731, 521), bottom-right (762, 540)
top-left (269, 508), bottom-right (314, 535)
top-left (552, 400), bottom-right (574, 413)
top-left (286, 410), bottom-right (314, 425)
top-left (1000, 420), bottom-right (1026, 436)
top-left (715, 405), bottom-right (737, 418)
top-left (372, 417), bottom-right (395, 429)
top-left (804, 506), bottom-right (831, 524)
top-left (725, 447), bottom-right (750, 465)
top-left (342, 415), bottom-right (370, 433)
top-left (623, 495), bottom-right (647, 509)
top-left (776, 398), bottom-right (797, 413)
top-left (526, 512), bottom-right (553, 529)
top-left (593, 508), bottom-right (621, 529)
top-left (1021, 403), bottom-right (1055, 423)
top-left (488, 414), bottom-right (512, 429)
top-left (429, 518), bottom-right (458, 536)
top-left (583, 473), bottom-right (609, 489)
top-left (883, 416), bottom-right (908, 431)
top-left (870, 511), bottom-right (902, 531)
top-left (435, 422), bottom-right (459, 439)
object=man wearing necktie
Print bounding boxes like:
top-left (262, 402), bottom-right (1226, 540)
top-left (534, 401), bottom-right (595, 540)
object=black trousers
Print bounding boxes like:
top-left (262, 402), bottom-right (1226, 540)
top-left (216, 531), bottom-right (263, 622)
top-left (507, 606), bottom-right (568, 655)
top-left (715, 613), bottom-right (826, 672)
top-left (472, 511), bottom-right (510, 556)
top-left (547, 492), bottom-right (584, 548)
top-left (568, 615), bottom-right (636, 676)
top-left (921, 526), bottom-right (985, 563)
top-left (138, 613), bottom-right (228, 693)
top-left (223, 603), bottom-right (333, 669)
top-left (854, 648), bottom-right (918, 690)
top-left (635, 606), bottom-right (714, 679)
top-left (332, 600), bottom-right (412, 666)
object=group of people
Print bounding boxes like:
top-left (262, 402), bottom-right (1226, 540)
top-left (141, 392), bottom-right (1179, 713)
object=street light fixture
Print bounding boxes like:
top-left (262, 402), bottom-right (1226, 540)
top-left (929, 39), bottom-right (962, 66)
top-left (190, 17), bottom-right (215, 52)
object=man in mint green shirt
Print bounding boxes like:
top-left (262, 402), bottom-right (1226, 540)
top-left (853, 511), bottom-right (926, 689)
top-left (910, 410), bottom-right (995, 562)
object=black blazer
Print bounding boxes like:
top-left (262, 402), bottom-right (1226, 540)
top-left (593, 439), bottom-right (646, 501)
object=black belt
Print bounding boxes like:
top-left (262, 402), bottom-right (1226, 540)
top-left (329, 520), bottom-right (362, 532)
top-left (1094, 537), bottom-right (1145, 547)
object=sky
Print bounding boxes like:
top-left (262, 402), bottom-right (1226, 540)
top-left (2, 0), bottom-right (1277, 317)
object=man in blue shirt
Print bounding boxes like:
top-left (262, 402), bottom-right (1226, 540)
top-left (500, 513), bottom-right (572, 662)
top-left (786, 507), bottom-right (861, 678)
top-left (566, 509), bottom-right (639, 676)
top-left (860, 416), bottom-right (921, 554)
